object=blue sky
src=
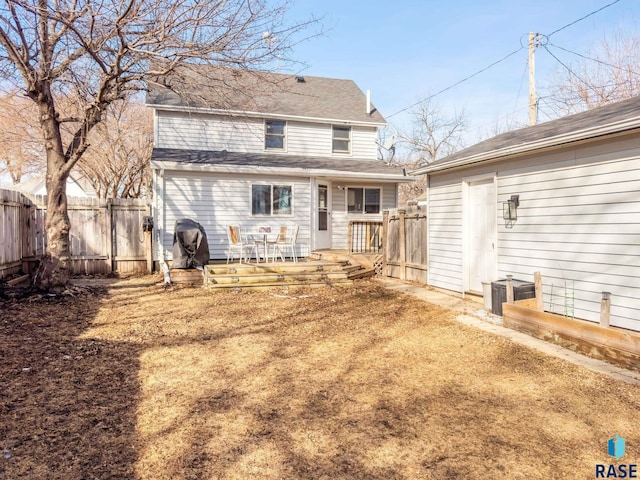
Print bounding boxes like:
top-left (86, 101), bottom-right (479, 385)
top-left (286, 0), bottom-right (639, 145)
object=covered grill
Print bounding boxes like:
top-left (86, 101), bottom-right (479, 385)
top-left (172, 219), bottom-right (210, 269)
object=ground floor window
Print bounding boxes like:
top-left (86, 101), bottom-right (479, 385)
top-left (252, 184), bottom-right (293, 215)
top-left (347, 187), bottom-right (381, 214)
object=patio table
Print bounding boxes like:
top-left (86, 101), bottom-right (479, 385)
top-left (241, 226), bottom-right (279, 262)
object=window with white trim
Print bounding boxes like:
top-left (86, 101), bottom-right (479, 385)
top-left (252, 184), bottom-right (293, 216)
top-left (332, 125), bottom-right (351, 153)
top-left (347, 187), bottom-right (381, 214)
top-left (265, 120), bottom-right (286, 150)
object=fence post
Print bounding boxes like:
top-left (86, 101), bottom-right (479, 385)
top-left (20, 199), bottom-right (29, 265)
top-left (382, 210), bottom-right (389, 276)
top-left (600, 292), bottom-right (611, 327)
top-left (145, 205), bottom-right (153, 273)
top-left (506, 274), bottom-right (514, 304)
top-left (105, 199), bottom-right (114, 273)
top-left (398, 208), bottom-right (406, 281)
top-left (534, 271), bottom-right (544, 312)
top-left (347, 221), bottom-right (353, 254)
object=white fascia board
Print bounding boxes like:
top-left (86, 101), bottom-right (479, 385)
top-left (411, 118), bottom-right (640, 175)
top-left (146, 103), bottom-right (386, 128)
top-left (150, 160), bottom-right (409, 182)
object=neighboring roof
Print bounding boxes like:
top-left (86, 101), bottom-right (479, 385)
top-left (7, 172), bottom-right (96, 197)
top-left (412, 95), bottom-right (640, 175)
top-left (151, 148), bottom-right (408, 181)
top-left (146, 63), bottom-right (385, 125)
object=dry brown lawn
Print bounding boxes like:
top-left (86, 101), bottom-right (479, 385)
top-left (1, 276), bottom-right (639, 479)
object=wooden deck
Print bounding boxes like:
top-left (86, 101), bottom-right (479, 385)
top-left (167, 251), bottom-right (378, 290)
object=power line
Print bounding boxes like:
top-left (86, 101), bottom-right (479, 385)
top-left (386, 46), bottom-right (524, 119)
top-left (386, 0), bottom-right (623, 122)
top-left (547, 0), bottom-right (622, 37)
top-left (542, 45), bottom-right (605, 97)
top-left (546, 42), bottom-right (640, 77)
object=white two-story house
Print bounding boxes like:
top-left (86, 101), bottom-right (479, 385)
top-left (146, 64), bottom-right (408, 262)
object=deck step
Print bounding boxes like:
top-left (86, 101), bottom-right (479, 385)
top-left (347, 268), bottom-right (375, 280)
top-left (205, 261), bottom-right (348, 276)
top-left (206, 279), bottom-right (354, 291)
top-left (168, 269), bottom-right (204, 285)
top-left (207, 271), bottom-right (350, 285)
top-left (169, 256), bottom-right (370, 289)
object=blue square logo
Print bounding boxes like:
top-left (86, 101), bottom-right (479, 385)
top-left (608, 435), bottom-right (625, 460)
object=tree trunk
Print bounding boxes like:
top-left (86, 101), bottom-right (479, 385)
top-left (33, 88), bottom-right (73, 291)
top-left (38, 153), bottom-right (72, 291)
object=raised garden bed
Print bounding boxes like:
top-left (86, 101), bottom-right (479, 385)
top-left (503, 298), bottom-right (640, 371)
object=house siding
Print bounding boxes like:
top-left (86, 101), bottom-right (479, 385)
top-left (156, 110), bottom-right (380, 158)
top-left (156, 111), bottom-right (264, 151)
top-left (156, 170), bottom-right (311, 260)
top-left (427, 134), bottom-right (640, 331)
top-left (427, 183), bottom-right (463, 292)
top-left (331, 183), bottom-right (397, 250)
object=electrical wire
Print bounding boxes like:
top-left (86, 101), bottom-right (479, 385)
top-left (386, 46), bottom-right (524, 119)
top-left (542, 45), bottom-right (603, 96)
top-left (385, 0), bottom-right (624, 123)
top-left (547, 0), bottom-right (622, 37)
top-left (512, 55), bottom-right (529, 120)
top-left (547, 41), bottom-right (640, 77)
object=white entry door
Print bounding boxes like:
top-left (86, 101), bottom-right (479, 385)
top-left (467, 179), bottom-right (496, 293)
top-left (315, 183), bottom-right (331, 249)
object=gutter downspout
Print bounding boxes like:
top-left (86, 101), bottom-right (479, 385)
top-left (155, 168), bottom-right (171, 284)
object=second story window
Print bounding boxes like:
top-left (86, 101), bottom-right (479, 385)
top-left (265, 120), bottom-right (286, 150)
top-left (332, 125), bottom-right (351, 153)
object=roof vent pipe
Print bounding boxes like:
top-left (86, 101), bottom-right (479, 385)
top-left (366, 90), bottom-right (371, 115)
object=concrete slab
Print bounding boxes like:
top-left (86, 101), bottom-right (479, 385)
top-left (378, 277), bottom-right (640, 386)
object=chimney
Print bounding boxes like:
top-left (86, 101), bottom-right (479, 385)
top-left (366, 90), bottom-right (371, 115)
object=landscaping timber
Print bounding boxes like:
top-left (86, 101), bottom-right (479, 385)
top-left (503, 300), bottom-right (640, 371)
top-left (202, 260), bottom-right (361, 290)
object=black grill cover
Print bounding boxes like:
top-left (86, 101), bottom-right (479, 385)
top-left (172, 219), bottom-right (210, 269)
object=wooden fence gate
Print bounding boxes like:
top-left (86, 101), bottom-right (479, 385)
top-left (382, 205), bottom-right (427, 283)
top-left (0, 189), bottom-right (151, 279)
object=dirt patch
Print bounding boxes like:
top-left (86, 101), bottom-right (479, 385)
top-left (1, 276), bottom-right (638, 479)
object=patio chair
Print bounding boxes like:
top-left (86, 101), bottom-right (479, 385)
top-left (268, 225), bottom-right (299, 263)
top-left (226, 225), bottom-right (257, 264)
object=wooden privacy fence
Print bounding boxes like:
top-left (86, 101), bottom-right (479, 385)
top-left (382, 205), bottom-right (427, 283)
top-left (0, 189), bottom-right (151, 279)
top-left (0, 189), bottom-right (45, 279)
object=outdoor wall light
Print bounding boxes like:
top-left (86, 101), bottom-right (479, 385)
top-left (503, 195), bottom-right (520, 221)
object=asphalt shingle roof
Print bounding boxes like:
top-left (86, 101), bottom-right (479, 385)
top-left (419, 94), bottom-right (640, 172)
top-left (146, 64), bottom-right (385, 124)
top-left (151, 148), bottom-right (406, 177)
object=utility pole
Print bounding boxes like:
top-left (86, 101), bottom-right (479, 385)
top-left (528, 32), bottom-right (538, 126)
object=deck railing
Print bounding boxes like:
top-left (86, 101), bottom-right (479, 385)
top-left (348, 220), bottom-right (383, 254)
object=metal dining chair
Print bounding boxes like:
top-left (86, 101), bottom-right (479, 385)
top-left (226, 225), bottom-right (257, 264)
top-left (268, 225), bottom-right (299, 262)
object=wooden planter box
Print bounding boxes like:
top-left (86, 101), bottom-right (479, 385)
top-left (503, 299), bottom-right (640, 371)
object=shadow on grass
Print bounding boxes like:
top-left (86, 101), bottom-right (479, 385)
top-left (7, 280), bottom-right (635, 479)
top-left (0, 291), bottom-right (141, 479)
top-left (128, 283), bottom-right (640, 479)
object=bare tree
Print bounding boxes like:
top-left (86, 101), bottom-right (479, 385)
top-left (76, 98), bottom-right (153, 199)
top-left (0, 0), bottom-right (316, 289)
top-left (401, 97), bottom-right (467, 166)
top-left (396, 98), bottom-right (467, 204)
top-left (544, 29), bottom-right (640, 116)
top-left (0, 91), bottom-right (44, 183)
